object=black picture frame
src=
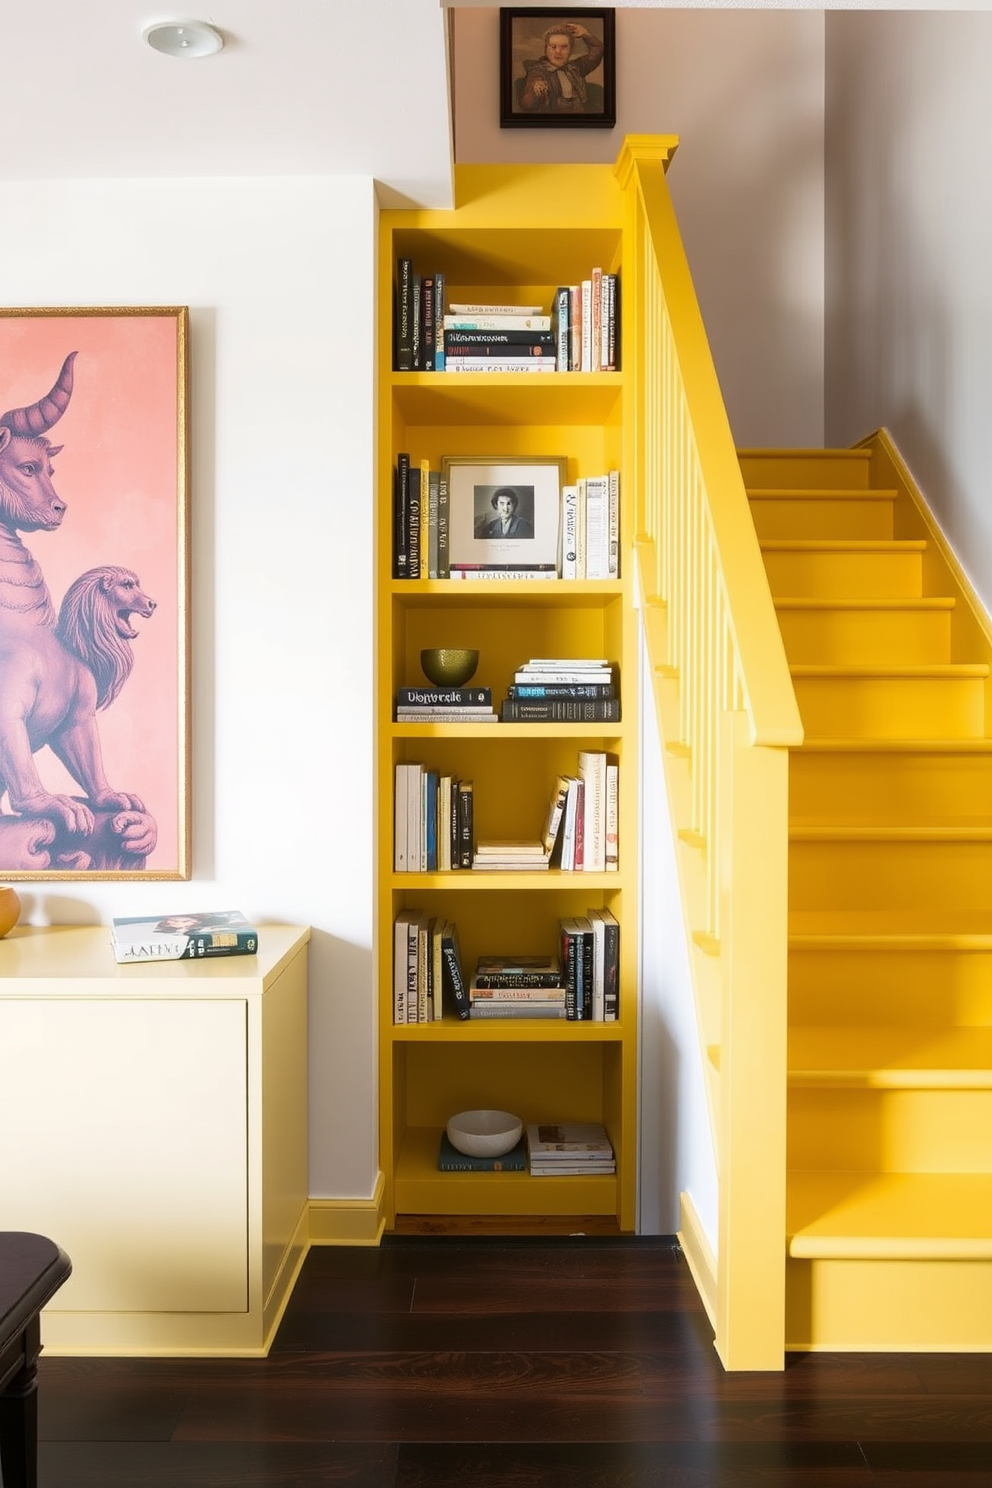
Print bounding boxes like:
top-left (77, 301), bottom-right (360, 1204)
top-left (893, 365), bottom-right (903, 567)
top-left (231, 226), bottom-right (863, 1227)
top-left (500, 8), bottom-right (616, 129)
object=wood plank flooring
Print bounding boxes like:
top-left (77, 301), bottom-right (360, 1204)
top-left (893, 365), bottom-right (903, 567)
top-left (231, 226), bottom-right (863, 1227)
top-left (35, 1237), bottom-right (992, 1486)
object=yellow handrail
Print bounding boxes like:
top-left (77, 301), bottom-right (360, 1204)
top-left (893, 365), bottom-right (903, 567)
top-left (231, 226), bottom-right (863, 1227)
top-left (616, 136), bottom-right (802, 1369)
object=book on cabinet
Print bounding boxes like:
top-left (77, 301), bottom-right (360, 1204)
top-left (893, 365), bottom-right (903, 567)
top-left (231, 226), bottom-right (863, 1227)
top-left (378, 160), bottom-right (638, 1233)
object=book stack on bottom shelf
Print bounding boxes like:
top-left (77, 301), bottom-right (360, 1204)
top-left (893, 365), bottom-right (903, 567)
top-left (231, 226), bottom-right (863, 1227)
top-left (526, 1122), bottom-right (616, 1176)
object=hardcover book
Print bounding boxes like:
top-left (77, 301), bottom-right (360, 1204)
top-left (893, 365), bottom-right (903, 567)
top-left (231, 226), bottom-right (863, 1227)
top-left (437, 1132), bottom-right (527, 1171)
top-left (526, 1121), bottom-right (615, 1160)
top-left (111, 911), bottom-right (259, 964)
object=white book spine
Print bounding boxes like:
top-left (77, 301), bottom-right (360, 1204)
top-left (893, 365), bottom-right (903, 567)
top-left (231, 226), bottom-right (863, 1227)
top-left (578, 750), bottom-right (606, 872)
top-left (561, 485), bottom-right (579, 580)
top-left (584, 475), bottom-right (610, 580)
top-left (608, 469), bottom-right (620, 578)
top-left (590, 268), bottom-right (602, 373)
top-left (394, 763), bottom-right (409, 872)
top-left (605, 761), bottom-right (619, 871)
top-left (575, 477), bottom-right (587, 579)
top-left (580, 280), bottom-right (592, 372)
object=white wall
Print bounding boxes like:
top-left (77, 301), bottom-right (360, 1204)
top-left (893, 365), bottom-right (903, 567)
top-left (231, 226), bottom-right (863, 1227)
top-left (7, 176), bottom-right (377, 1199)
top-left (825, 10), bottom-right (992, 614)
top-left (453, 6), bottom-right (826, 448)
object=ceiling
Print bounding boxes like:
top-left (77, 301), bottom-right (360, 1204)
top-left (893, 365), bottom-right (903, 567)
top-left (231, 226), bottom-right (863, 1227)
top-left (6, 0), bottom-right (455, 207)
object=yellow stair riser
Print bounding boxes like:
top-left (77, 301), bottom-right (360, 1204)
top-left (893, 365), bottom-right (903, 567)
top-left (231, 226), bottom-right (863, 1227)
top-left (792, 674), bottom-right (986, 740)
top-left (790, 748), bottom-right (992, 823)
top-left (787, 1089), bottom-right (992, 1172)
top-left (739, 451), bottom-right (872, 490)
top-left (750, 493), bottom-right (895, 542)
top-left (790, 836), bottom-right (992, 913)
top-left (777, 605), bottom-right (952, 666)
top-left (762, 549), bottom-right (923, 600)
top-left (789, 945), bottom-right (992, 1027)
top-left (785, 1256), bottom-right (992, 1351)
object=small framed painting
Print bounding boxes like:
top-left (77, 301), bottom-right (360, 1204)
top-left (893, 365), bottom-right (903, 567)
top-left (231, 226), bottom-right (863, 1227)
top-left (0, 307), bottom-right (189, 878)
top-left (500, 8), bottom-right (616, 129)
top-left (443, 456), bottom-right (566, 575)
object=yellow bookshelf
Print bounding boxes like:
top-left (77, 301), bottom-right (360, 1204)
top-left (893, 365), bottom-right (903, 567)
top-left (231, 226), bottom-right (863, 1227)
top-left (377, 163), bottom-right (638, 1231)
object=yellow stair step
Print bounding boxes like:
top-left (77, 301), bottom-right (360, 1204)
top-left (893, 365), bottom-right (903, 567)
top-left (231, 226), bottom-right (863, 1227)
top-left (776, 597), bottom-right (953, 665)
top-left (787, 1171), bottom-right (992, 1260)
top-left (761, 539), bottom-right (926, 599)
top-left (749, 489), bottom-right (897, 541)
top-left (738, 447), bottom-right (872, 490)
top-left (791, 664), bottom-right (988, 741)
top-left (789, 1026), bottom-right (992, 1089)
top-left (791, 738), bottom-right (992, 824)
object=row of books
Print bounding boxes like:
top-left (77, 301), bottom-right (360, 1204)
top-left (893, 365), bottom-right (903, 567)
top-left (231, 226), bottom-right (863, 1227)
top-left (393, 455), bottom-right (620, 582)
top-left (393, 278), bottom-right (620, 375)
top-left (438, 1121), bottom-right (616, 1175)
top-left (394, 745), bottom-right (618, 873)
top-left (502, 657), bottom-right (620, 724)
top-left (392, 917), bottom-right (619, 1024)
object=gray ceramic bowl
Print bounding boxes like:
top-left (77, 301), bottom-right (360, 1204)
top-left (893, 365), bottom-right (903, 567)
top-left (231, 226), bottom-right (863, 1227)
top-left (446, 1109), bottom-right (522, 1158)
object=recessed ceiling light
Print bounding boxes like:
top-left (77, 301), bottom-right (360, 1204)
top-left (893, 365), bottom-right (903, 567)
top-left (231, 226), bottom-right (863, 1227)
top-left (143, 19), bottom-right (224, 58)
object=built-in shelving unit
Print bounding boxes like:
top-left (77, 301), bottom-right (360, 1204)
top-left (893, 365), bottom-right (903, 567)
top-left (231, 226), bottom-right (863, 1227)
top-left (376, 163), bottom-right (638, 1232)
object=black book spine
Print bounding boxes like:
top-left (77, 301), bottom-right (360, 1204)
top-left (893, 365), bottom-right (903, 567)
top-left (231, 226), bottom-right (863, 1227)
top-left (407, 465), bottom-right (422, 580)
top-left (501, 699), bottom-right (621, 722)
top-left (602, 917), bottom-right (620, 1021)
top-left (507, 683), bottom-right (616, 699)
top-left (560, 922), bottom-right (578, 1020)
top-left (395, 259), bottom-right (414, 371)
top-left (441, 931), bottom-right (470, 1020)
top-left (421, 275), bottom-right (436, 372)
top-left (457, 782), bottom-right (474, 869)
top-left (394, 453), bottom-right (410, 579)
top-left (473, 971), bottom-right (564, 989)
top-left (444, 330), bottom-right (556, 348)
top-left (579, 928), bottom-right (594, 1021)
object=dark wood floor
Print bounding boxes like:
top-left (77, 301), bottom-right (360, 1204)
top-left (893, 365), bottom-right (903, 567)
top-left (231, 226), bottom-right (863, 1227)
top-left (35, 1236), bottom-right (992, 1486)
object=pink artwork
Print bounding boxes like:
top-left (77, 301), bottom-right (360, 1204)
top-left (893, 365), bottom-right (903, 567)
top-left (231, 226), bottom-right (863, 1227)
top-left (0, 309), bottom-right (189, 878)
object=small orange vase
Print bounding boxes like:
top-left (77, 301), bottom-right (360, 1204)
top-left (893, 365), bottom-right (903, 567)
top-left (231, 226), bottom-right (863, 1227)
top-left (0, 886), bottom-right (21, 938)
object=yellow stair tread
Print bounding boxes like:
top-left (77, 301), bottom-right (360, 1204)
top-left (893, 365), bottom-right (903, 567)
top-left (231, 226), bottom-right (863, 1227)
top-left (787, 1171), bottom-right (992, 1258)
top-left (760, 538), bottom-right (926, 552)
top-left (789, 1026), bottom-right (992, 1087)
top-left (791, 663), bottom-right (989, 678)
top-left (790, 823), bottom-right (992, 841)
top-left (798, 738), bottom-right (992, 753)
top-left (748, 488), bottom-right (898, 500)
top-left (789, 908), bottom-right (992, 943)
top-left (775, 596), bottom-right (954, 611)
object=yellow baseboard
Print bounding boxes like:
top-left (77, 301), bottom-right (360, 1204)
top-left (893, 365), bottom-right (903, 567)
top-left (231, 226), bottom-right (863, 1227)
top-left (308, 1172), bottom-right (386, 1246)
top-left (677, 1189), bottom-right (717, 1334)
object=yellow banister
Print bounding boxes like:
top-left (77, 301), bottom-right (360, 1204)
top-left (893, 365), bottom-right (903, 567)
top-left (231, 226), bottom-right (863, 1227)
top-left (616, 136), bottom-right (799, 1369)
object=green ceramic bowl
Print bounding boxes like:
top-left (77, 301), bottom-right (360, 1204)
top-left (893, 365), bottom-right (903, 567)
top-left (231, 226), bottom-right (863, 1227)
top-left (421, 648), bottom-right (479, 687)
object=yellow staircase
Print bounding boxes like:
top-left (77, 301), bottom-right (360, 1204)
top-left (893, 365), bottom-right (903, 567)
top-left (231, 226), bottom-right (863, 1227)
top-left (741, 433), bottom-right (992, 1352)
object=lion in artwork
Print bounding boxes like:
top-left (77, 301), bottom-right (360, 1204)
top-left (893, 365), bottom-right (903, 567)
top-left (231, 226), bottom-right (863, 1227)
top-left (57, 565), bottom-right (156, 710)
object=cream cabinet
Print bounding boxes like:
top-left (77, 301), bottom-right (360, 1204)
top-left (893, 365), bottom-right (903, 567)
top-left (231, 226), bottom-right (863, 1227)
top-left (0, 923), bottom-right (309, 1355)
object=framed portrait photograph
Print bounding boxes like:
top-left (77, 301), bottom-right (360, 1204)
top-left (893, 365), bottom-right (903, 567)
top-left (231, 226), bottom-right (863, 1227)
top-left (0, 307), bottom-right (189, 879)
top-left (500, 7), bottom-right (616, 129)
top-left (443, 456), bottom-right (566, 574)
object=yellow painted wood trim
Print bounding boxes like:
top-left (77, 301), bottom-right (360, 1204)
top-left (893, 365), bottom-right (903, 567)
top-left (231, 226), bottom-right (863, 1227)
top-left (678, 1190), bottom-right (717, 1333)
top-left (309, 1174), bottom-right (387, 1246)
top-left (613, 133), bottom-right (679, 187)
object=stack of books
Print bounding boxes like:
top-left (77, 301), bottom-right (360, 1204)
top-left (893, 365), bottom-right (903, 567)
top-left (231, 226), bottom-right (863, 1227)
top-left (526, 1122), bottom-right (616, 1175)
top-left (472, 840), bottom-right (549, 872)
top-left (395, 686), bottom-right (497, 723)
top-left (540, 753), bottom-right (619, 873)
top-left (469, 954), bottom-right (566, 1021)
top-left (442, 302), bottom-right (556, 374)
top-left (502, 658), bottom-right (620, 722)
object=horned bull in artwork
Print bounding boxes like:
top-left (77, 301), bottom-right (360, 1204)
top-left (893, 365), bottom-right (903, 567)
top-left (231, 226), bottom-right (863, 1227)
top-left (0, 352), bottom-right (158, 870)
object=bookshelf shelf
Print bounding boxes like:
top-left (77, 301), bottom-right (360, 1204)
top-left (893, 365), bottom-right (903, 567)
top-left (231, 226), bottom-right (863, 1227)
top-left (377, 162), bottom-right (638, 1233)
